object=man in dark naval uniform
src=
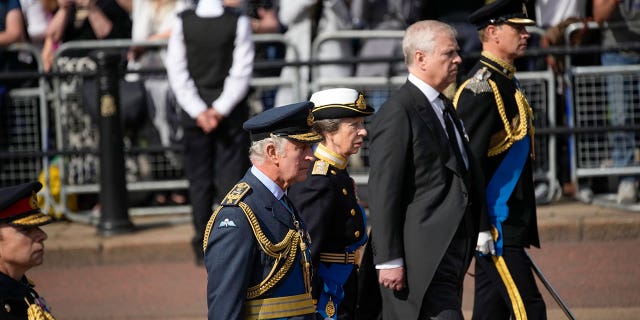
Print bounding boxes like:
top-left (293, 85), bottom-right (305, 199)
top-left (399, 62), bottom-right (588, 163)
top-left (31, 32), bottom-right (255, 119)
top-left (288, 88), bottom-right (375, 319)
top-left (454, 0), bottom-right (546, 319)
top-left (166, 0), bottom-right (253, 265)
top-left (203, 102), bottom-right (323, 320)
top-left (0, 182), bottom-right (56, 320)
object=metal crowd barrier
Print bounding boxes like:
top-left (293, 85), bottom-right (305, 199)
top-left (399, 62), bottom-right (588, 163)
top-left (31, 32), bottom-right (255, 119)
top-left (568, 64), bottom-right (640, 209)
top-left (560, 22), bottom-right (640, 210)
top-left (0, 43), bottom-right (52, 206)
top-left (48, 36), bottom-right (297, 222)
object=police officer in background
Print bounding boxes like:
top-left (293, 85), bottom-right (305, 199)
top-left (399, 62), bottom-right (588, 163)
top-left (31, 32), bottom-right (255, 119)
top-left (454, 0), bottom-right (546, 319)
top-left (166, 0), bottom-right (253, 265)
top-left (0, 182), bottom-right (57, 320)
top-left (203, 102), bottom-right (323, 320)
top-left (288, 88), bottom-right (374, 319)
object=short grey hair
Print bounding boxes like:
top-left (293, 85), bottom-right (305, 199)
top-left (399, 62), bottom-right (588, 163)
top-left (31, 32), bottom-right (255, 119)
top-left (402, 20), bottom-right (457, 66)
top-left (249, 135), bottom-right (288, 165)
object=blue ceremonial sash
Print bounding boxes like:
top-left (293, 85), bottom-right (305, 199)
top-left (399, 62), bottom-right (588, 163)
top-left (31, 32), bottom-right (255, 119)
top-left (317, 263), bottom-right (355, 319)
top-left (317, 205), bottom-right (367, 318)
top-left (485, 137), bottom-right (530, 256)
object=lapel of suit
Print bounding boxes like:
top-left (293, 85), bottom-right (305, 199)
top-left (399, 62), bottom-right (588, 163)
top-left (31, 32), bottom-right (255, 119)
top-left (405, 82), bottom-right (460, 174)
top-left (245, 172), bottom-right (296, 230)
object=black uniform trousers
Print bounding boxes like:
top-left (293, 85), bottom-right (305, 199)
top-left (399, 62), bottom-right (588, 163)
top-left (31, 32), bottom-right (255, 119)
top-left (473, 247), bottom-right (547, 320)
top-left (183, 104), bottom-right (250, 261)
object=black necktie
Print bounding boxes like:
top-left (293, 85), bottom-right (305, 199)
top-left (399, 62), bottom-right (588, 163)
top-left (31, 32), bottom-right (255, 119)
top-left (439, 94), bottom-right (467, 173)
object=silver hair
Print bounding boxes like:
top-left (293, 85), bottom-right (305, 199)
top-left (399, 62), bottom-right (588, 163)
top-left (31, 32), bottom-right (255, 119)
top-left (402, 20), bottom-right (458, 66)
top-left (248, 135), bottom-right (288, 165)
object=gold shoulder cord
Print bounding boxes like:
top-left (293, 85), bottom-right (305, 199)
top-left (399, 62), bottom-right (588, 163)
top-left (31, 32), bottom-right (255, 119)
top-left (487, 80), bottom-right (534, 157)
top-left (202, 200), bottom-right (304, 299)
top-left (202, 205), bottom-right (224, 253)
top-left (25, 298), bottom-right (56, 320)
top-left (239, 202), bottom-right (303, 299)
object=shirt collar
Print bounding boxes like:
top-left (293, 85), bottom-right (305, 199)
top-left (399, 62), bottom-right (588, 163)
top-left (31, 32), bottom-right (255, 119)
top-left (408, 73), bottom-right (441, 106)
top-left (195, 0), bottom-right (223, 17)
top-left (251, 166), bottom-right (286, 200)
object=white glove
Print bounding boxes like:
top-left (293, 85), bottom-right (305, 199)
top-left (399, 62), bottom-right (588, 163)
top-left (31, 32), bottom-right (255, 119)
top-left (476, 230), bottom-right (495, 255)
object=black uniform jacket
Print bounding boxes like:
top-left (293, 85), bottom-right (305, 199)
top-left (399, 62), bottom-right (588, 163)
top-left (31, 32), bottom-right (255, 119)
top-left (0, 272), bottom-right (55, 320)
top-left (367, 80), bottom-right (489, 319)
top-left (288, 157), bottom-right (366, 271)
top-left (288, 154), bottom-right (367, 304)
top-left (454, 51), bottom-right (540, 248)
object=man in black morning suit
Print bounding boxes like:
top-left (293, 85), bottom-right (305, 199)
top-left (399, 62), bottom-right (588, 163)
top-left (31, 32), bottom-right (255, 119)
top-left (367, 20), bottom-right (490, 320)
top-left (453, 1), bottom-right (545, 319)
top-left (203, 102), bottom-right (323, 320)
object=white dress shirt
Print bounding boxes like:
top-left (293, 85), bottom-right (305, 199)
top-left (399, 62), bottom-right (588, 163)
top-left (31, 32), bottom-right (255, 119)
top-left (166, 0), bottom-right (254, 119)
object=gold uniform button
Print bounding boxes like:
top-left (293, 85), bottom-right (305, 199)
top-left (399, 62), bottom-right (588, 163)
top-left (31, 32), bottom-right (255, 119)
top-left (350, 209), bottom-right (356, 216)
top-left (342, 188), bottom-right (348, 195)
top-left (4, 303), bottom-right (10, 313)
top-left (354, 231), bottom-right (360, 238)
top-left (331, 170), bottom-right (337, 175)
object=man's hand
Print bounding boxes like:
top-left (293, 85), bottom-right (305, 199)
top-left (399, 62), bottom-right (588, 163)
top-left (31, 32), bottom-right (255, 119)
top-left (476, 230), bottom-right (495, 255)
top-left (379, 267), bottom-right (405, 291)
top-left (196, 109), bottom-right (223, 133)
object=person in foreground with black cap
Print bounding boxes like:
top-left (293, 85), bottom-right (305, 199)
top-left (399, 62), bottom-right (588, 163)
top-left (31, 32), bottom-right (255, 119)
top-left (202, 102), bottom-right (323, 320)
top-left (0, 182), bottom-right (57, 320)
top-left (287, 88), bottom-right (374, 319)
top-left (367, 20), bottom-right (490, 320)
top-left (453, 0), bottom-right (546, 319)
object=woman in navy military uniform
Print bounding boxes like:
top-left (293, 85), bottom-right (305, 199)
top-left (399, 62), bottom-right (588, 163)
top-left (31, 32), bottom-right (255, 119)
top-left (0, 182), bottom-right (56, 320)
top-left (288, 88), bottom-right (375, 320)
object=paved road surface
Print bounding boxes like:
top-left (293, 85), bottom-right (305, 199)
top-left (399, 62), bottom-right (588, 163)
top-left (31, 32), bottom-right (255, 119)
top-left (30, 239), bottom-right (640, 320)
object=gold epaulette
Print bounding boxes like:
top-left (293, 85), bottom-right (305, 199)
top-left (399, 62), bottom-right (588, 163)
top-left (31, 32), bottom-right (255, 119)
top-left (203, 182), bottom-right (251, 253)
top-left (311, 160), bottom-right (329, 176)
top-left (220, 182), bottom-right (251, 206)
top-left (465, 67), bottom-right (493, 94)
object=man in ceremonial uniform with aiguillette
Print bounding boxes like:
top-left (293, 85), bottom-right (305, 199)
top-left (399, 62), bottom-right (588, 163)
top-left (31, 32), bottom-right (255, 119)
top-left (203, 102), bottom-right (323, 320)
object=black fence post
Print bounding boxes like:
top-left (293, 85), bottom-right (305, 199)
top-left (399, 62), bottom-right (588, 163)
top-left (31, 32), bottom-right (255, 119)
top-left (93, 50), bottom-right (135, 236)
